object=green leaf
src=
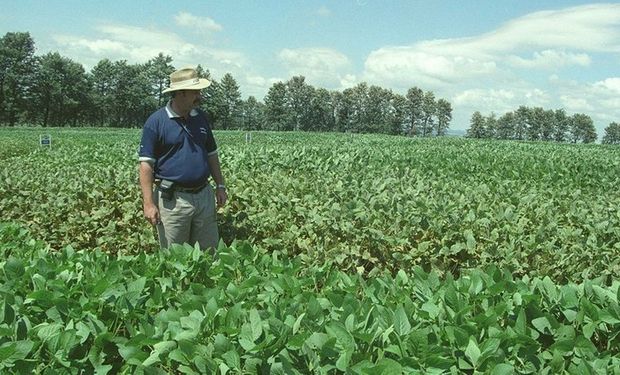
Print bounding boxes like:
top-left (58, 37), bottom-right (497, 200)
top-left (363, 358), bottom-right (403, 375)
top-left (127, 276), bottom-right (147, 293)
top-left (325, 322), bottom-right (355, 352)
top-left (117, 342), bottom-right (147, 364)
top-left (548, 339), bottom-right (574, 353)
top-left (515, 309), bottom-right (526, 335)
top-left (237, 242), bottom-right (254, 258)
top-left (532, 317), bottom-right (552, 334)
top-left (213, 334), bottom-right (230, 354)
top-left (4, 257), bottom-right (25, 279)
top-left (305, 332), bottom-right (329, 350)
top-left (491, 363), bottom-right (515, 375)
top-left (222, 350), bottom-right (240, 370)
top-left (94, 364), bottom-right (113, 374)
top-left (421, 301), bottom-right (440, 319)
top-left (393, 305), bottom-right (412, 336)
top-left (395, 270), bottom-right (409, 285)
top-left (2, 301), bottom-right (15, 324)
top-left (468, 273), bottom-right (483, 295)
top-left (465, 338), bottom-right (481, 367)
top-left (0, 340), bottom-right (33, 363)
top-left (465, 230), bottom-right (476, 251)
top-left (574, 335), bottom-right (597, 356)
top-left (562, 309), bottom-right (577, 322)
top-left (169, 348), bottom-right (189, 365)
top-left (293, 313), bottom-right (305, 335)
top-left (336, 349), bottom-right (352, 371)
top-left (582, 322), bottom-right (596, 339)
top-left (249, 308), bottom-right (262, 341)
top-left (36, 323), bottom-right (62, 345)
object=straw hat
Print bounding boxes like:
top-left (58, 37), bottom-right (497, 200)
top-left (162, 67), bottom-right (211, 93)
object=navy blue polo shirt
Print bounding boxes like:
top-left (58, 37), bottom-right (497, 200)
top-left (139, 102), bottom-right (217, 187)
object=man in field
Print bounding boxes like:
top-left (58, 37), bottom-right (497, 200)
top-left (138, 66), bottom-right (227, 251)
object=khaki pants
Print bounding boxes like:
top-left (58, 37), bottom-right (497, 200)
top-left (154, 184), bottom-right (219, 250)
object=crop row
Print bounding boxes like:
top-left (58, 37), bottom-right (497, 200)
top-left (2, 128), bottom-right (619, 282)
top-left (1, 223), bottom-right (620, 373)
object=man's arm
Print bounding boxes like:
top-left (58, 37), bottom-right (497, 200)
top-left (207, 153), bottom-right (227, 207)
top-left (139, 161), bottom-right (160, 225)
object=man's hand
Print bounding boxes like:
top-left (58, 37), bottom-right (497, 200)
top-left (143, 202), bottom-right (161, 225)
top-left (215, 187), bottom-right (228, 207)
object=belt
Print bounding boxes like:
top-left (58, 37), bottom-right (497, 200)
top-left (155, 180), bottom-right (208, 194)
top-left (175, 183), bottom-right (207, 193)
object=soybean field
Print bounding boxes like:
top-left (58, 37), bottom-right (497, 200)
top-left (1, 127), bottom-right (620, 374)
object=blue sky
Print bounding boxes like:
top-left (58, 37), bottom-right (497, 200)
top-left (2, 1), bottom-right (620, 133)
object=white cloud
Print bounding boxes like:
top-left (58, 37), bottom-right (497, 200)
top-left (174, 11), bottom-right (222, 33)
top-left (485, 3), bottom-right (620, 53)
top-left (242, 74), bottom-right (284, 98)
top-left (555, 76), bottom-right (620, 114)
top-left (363, 3), bottom-right (620, 90)
top-left (52, 23), bottom-right (245, 72)
top-left (507, 50), bottom-right (591, 69)
top-left (595, 77), bottom-right (620, 93)
top-left (360, 3), bottom-right (620, 133)
top-left (340, 74), bottom-right (357, 89)
top-left (365, 47), bottom-right (497, 87)
top-left (560, 95), bottom-right (594, 112)
top-left (453, 87), bottom-right (549, 113)
top-left (278, 47), bottom-right (351, 88)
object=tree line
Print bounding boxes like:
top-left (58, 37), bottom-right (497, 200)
top-left (0, 32), bottom-right (452, 136)
top-left (465, 107), bottom-right (598, 143)
top-left (466, 106), bottom-right (620, 144)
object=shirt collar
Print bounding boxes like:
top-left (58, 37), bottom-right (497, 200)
top-left (165, 100), bottom-right (198, 119)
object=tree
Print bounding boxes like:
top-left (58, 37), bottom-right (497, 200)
top-left (553, 109), bottom-right (569, 142)
top-left (514, 106), bottom-right (530, 141)
top-left (309, 88), bottom-right (335, 132)
top-left (602, 122), bottom-right (620, 144)
top-left (215, 73), bottom-right (242, 130)
top-left (0, 32), bottom-right (36, 125)
top-left (145, 53), bottom-right (174, 107)
top-left (241, 96), bottom-right (264, 131)
top-left (496, 112), bottom-right (515, 139)
top-left (285, 76), bottom-right (315, 131)
top-left (466, 111), bottom-right (486, 138)
top-left (540, 109), bottom-right (556, 141)
top-left (387, 93), bottom-right (408, 135)
top-left (435, 98), bottom-right (452, 136)
top-left (421, 91), bottom-right (436, 136)
top-left (31, 52), bottom-right (90, 127)
top-left (331, 91), bottom-right (348, 132)
top-left (484, 113), bottom-right (498, 138)
top-left (264, 81), bottom-right (291, 131)
top-left (196, 66), bottom-right (219, 124)
top-left (570, 113), bottom-right (597, 143)
top-left (527, 107), bottom-right (544, 141)
top-left (106, 60), bottom-right (152, 127)
top-left (89, 59), bottom-right (116, 126)
top-left (405, 87), bottom-right (423, 136)
top-left (366, 85), bottom-right (389, 133)
top-left (342, 83), bottom-right (370, 133)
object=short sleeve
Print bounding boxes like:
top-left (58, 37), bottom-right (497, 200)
top-left (205, 128), bottom-right (217, 155)
top-left (201, 111), bottom-right (217, 155)
top-left (139, 116), bottom-right (158, 161)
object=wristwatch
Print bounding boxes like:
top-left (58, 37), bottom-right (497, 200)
top-left (216, 184), bottom-right (226, 190)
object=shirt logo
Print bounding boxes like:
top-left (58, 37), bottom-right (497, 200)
top-left (200, 127), bottom-right (207, 134)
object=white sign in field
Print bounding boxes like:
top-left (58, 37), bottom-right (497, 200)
top-left (40, 134), bottom-right (52, 147)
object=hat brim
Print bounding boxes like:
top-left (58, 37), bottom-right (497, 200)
top-left (162, 78), bottom-right (211, 93)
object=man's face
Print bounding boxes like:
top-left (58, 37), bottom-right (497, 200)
top-left (179, 90), bottom-right (202, 109)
